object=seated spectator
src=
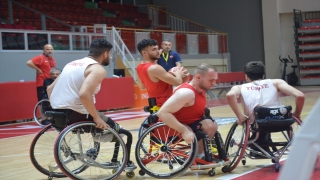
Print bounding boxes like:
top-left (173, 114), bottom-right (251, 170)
top-left (40, 68), bottom-right (61, 125)
top-left (43, 68), bottom-right (61, 99)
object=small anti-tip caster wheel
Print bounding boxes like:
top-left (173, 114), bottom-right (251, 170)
top-left (274, 163), bottom-right (280, 172)
top-left (208, 169), bottom-right (215, 176)
top-left (222, 166), bottom-right (229, 173)
top-left (139, 170), bottom-right (145, 176)
top-left (126, 171), bottom-right (135, 178)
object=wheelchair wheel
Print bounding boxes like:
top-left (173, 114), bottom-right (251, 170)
top-left (223, 120), bottom-right (249, 172)
top-left (54, 122), bottom-right (128, 180)
top-left (290, 116), bottom-right (302, 140)
top-left (135, 122), bottom-right (197, 179)
top-left (138, 118), bottom-right (148, 137)
top-left (29, 124), bottom-right (66, 178)
top-left (138, 118), bottom-right (149, 154)
top-left (33, 99), bottom-right (51, 126)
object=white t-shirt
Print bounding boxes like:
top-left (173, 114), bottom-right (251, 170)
top-left (240, 79), bottom-right (282, 123)
top-left (50, 57), bottom-right (101, 114)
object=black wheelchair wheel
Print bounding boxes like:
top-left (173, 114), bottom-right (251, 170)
top-left (223, 120), bottom-right (249, 172)
top-left (29, 124), bottom-right (66, 178)
top-left (135, 122), bottom-right (197, 179)
top-left (54, 122), bottom-right (128, 180)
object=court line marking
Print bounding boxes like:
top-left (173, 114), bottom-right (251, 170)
top-left (215, 159), bottom-right (286, 180)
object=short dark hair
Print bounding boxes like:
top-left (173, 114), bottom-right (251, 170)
top-left (88, 38), bottom-right (113, 57)
top-left (244, 61), bottom-right (265, 80)
top-left (194, 63), bottom-right (217, 77)
top-left (137, 39), bottom-right (158, 54)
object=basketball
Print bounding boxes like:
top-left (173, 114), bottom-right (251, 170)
top-left (168, 67), bottom-right (190, 83)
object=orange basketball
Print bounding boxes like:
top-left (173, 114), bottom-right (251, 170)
top-left (168, 67), bottom-right (190, 83)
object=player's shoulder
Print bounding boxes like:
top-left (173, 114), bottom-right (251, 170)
top-left (31, 54), bottom-right (42, 60)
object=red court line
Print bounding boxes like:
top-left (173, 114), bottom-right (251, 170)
top-left (0, 122), bottom-right (42, 139)
top-left (232, 155), bottom-right (320, 180)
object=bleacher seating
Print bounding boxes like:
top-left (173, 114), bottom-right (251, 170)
top-left (0, 0), bottom-right (153, 31)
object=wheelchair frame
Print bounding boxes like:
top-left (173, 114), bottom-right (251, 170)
top-left (135, 122), bottom-right (231, 178)
top-left (222, 115), bottom-right (302, 173)
top-left (30, 111), bottom-right (132, 180)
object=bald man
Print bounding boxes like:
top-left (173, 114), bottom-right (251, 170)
top-left (26, 44), bottom-right (57, 102)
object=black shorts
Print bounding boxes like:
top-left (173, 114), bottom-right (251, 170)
top-left (36, 86), bottom-right (45, 101)
top-left (187, 117), bottom-right (216, 133)
top-left (53, 109), bottom-right (116, 129)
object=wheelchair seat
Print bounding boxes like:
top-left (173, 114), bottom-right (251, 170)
top-left (254, 106), bottom-right (295, 132)
top-left (45, 110), bottom-right (69, 131)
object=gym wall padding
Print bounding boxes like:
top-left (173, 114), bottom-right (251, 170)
top-left (0, 77), bottom-right (135, 122)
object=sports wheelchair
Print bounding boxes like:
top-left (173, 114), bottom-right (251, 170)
top-left (222, 106), bottom-right (303, 172)
top-left (139, 98), bottom-right (218, 152)
top-left (33, 99), bottom-right (52, 126)
top-left (135, 111), bottom-right (231, 178)
top-left (30, 110), bottom-right (133, 180)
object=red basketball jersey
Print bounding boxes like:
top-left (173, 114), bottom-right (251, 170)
top-left (136, 63), bottom-right (173, 106)
top-left (173, 83), bottom-right (206, 124)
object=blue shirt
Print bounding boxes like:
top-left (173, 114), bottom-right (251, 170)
top-left (157, 50), bottom-right (182, 71)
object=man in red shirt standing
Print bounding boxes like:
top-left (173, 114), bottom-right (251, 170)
top-left (26, 44), bottom-right (56, 102)
top-left (157, 63), bottom-right (219, 160)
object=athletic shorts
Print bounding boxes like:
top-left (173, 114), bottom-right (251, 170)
top-left (53, 109), bottom-right (119, 131)
top-left (187, 117), bottom-right (216, 133)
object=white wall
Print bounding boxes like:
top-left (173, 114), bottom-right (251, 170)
top-left (262, 0), bottom-right (282, 79)
top-left (278, 0), bottom-right (320, 13)
top-left (261, 0), bottom-right (319, 79)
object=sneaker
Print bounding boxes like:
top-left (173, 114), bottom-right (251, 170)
top-left (125, 162), bottom-right (137, 171)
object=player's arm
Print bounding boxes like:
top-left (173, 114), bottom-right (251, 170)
top-left (148, 65), bottom-right (183, 86)
top-left (226, 85), bottom-right (246, 124)
top-left (26, 59), bottom-right (42, 74)
top-left (80, 64), bottom-right (106, 121)
top-left (157, 88), bottom-right (195, 143)
top-left (175, 61), bottom-right (182, 68)
top-left (136, 74), bottom-right (146, 90)
top-left (273, 79), bottom-right (305, 118)
top-left (47, 76), bottom-right (60, 100)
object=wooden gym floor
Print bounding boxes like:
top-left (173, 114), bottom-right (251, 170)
top-left (0, 86), bottom-right (319, 180)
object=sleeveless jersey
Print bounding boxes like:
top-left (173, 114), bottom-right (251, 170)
top-left (172, 83), bottom-right (206, 124)
top-left (240, 79), bottom-right (282, 123)
top-left (50, 57), bottom-right (101, 114)
top-left (136, 62), bottom-right (172, 106)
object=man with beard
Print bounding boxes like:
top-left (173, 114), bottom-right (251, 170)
top-left (157, 40), bottom-right (182, 72)
top-left (26, 44), bottom-right (56, 102)
top-left (136, 39), bottom-right (187, 107)
top-left (157, 63), bottom-right (219, 160)
top-left (47, 38), bottom-right (136, 169)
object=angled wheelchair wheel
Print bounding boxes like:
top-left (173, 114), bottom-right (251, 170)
top-left (290, 116), bottom-right (302, 140)
top-left (33, 99), bottom-right (52, 126)
top-left (138, 117), bottom-right (150, 154)
top-left (135, 122), bottom-right (197, 179)
top-left (29, 124), bottom-right (66, 178)
top-left (54, 122), bottom-right (128, 180)
top-left (223, 120), bottom-right (249, 172)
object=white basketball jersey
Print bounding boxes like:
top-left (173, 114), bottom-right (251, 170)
top-left (50, 57), bottom-right (101, 114)
top-left (240, 79), bottom-right (282, 123)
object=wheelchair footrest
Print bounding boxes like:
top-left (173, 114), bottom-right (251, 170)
top-left (190, 160), bottom-right (231, 170)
